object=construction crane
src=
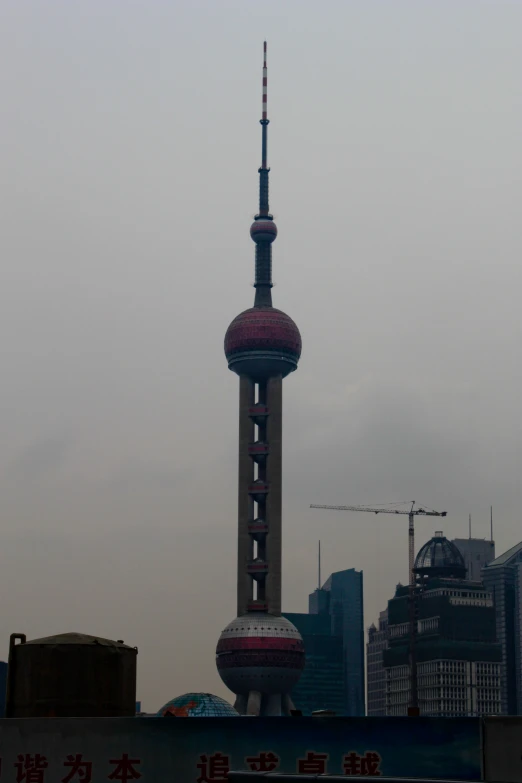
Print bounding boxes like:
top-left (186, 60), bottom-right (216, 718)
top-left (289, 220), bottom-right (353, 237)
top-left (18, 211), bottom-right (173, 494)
top-left (309, 502), bottom-right (447, 586)
top-left (309, 501), bottom-right (447, 715)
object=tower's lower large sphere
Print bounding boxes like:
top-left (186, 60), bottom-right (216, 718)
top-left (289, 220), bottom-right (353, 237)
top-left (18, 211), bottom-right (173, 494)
top-left (224, 307), bottom-right (301, 379)
top-left (216, 614), bottom-right (305, 695)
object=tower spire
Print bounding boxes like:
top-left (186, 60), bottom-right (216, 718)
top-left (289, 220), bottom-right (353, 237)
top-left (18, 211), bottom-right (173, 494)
top-left (261, 41), bottom-right (268, 173)
top-left (258, 41), bottom-right (269, 215)
top-left (251, 42), bottom-right (277, 307)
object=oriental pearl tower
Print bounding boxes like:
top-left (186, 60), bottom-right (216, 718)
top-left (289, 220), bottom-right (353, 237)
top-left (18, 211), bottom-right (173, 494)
top-left (215, 43), bottom-right (305, 717)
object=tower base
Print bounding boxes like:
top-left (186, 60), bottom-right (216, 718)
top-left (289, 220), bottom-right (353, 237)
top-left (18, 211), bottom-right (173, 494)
top-left (234, 692), bottom-right (296, 716)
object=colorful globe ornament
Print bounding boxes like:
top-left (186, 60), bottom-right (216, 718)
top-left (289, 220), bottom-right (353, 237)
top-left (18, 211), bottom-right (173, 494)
top-left (156, 692), bottom-right (238, 717)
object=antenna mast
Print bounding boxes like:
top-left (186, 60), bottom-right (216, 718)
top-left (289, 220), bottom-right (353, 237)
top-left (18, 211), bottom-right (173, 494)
top-left (318, 540), bottom-right (321, 590)
top-left (260, 41), bottom-right (269, 208)
top-left (252, 41), bottom-right (275, 308)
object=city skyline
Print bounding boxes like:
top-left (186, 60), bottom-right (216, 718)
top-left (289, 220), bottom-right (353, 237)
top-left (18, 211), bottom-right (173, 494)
top-left (0, 0), bottom-right (521, 710)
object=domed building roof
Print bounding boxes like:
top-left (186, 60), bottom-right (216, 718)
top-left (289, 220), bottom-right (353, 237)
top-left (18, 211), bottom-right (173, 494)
top-left (224, 307), bottom-right (301, 379)
top-left (414, 531), bottom-right (466, 579)
top-left (156, 693), bottom-right (238, 717)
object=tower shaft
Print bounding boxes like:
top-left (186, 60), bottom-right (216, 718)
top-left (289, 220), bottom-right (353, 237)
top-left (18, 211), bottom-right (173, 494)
top-left (237, 376), bottom-right (254, 616)
top-left (236, 375), bottom-right (283, 616)
top-left (264, 375), bottom-right (283, 615)
top-left (254, 244), bottom-right (272, 307)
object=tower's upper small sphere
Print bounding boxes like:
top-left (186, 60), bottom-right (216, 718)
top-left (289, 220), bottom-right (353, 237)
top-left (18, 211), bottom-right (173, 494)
top-left (250, 218), bottom-right (278, 244)
top-left (224, 306), bottom-right (302, 379)
top-left (216, 614), bottom-right (305, 696)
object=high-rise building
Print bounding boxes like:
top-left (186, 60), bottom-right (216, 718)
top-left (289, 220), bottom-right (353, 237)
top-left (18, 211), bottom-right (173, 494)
top-left (283, 568), bottom-right (364, 716)
top-left (309, 587), bottom-right (330, 615)
top-left (305, 570), bottom-right (365, 715)
top-left (215, 44), bottom-right (305, 717)
top-left (283, 613), bottom-right (344, 716)
top-left (384, 532), bottom-right (501, 717)
top-left (453, 538), bottom-right (495, 581)
top-left (0, 662), bottom-right (7, 718)
top-left (317, 569), bottom-right (365, 716)
top-left (482, 541), bottom-right (522, 714)
top-left (367, 610), bottom-right (388, 716)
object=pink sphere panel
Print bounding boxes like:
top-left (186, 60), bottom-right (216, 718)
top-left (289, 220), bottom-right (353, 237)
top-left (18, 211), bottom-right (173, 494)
top-left (224, 307), bottom-right (302, 359)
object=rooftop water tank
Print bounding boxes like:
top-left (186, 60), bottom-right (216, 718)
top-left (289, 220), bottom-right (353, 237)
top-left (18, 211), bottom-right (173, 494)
top-left (6, 632), bottom-right (137, 717)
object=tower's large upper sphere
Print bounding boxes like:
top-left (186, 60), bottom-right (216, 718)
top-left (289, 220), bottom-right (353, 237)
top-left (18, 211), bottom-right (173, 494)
top-left (216, 614), bottom-right (305, 696)
top-left (224, 306), bottom-right (301, 379)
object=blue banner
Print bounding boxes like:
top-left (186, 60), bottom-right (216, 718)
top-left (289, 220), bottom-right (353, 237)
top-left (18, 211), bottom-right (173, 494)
top-left (0, 716), bottom-right (482, 782)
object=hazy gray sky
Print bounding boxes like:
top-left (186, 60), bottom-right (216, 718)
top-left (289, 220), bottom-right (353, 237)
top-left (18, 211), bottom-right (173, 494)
top-left (1, 0), bottom-right (521, 710)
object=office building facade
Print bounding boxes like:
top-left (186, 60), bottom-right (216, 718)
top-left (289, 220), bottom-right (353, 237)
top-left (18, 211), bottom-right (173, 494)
top-left (284, 612), bottom-right (344, 716)
top-left (310, 568), bottom-right (365, 716)
top-left (367, 610), bottom-right (388, 716)
top-left (284, 568), bottom-right (364, 716)
top-left (482, 541), bottom-right (522, 714)
top-left (453, 538), bottom-right (495, 582)
top-left (384, 532), bottom-right (501, 717)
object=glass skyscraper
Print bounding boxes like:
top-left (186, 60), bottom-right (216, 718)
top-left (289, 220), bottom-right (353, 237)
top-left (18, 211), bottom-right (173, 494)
top-left (284, 567), bottom-right (365, 716)
top-left (367, 609), bottom-right (389, 716)
top-left (482, 541), bottom-right (522, 714)
top-left (283, 613), bottom-right (344, 715)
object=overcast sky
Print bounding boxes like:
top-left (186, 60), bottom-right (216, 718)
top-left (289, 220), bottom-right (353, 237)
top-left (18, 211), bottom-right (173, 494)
top-left (1, 0), bottom-right (521, 711)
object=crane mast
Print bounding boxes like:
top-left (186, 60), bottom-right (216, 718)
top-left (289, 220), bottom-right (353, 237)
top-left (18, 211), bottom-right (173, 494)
top-left (309, 501), bottom-right (447, 715)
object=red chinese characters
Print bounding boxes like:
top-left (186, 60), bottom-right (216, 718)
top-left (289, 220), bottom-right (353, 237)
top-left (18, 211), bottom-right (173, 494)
top-left (62, 754), bottom-right (92, 783)
top-left (108, 755), bottom-right (141, 783)
top-left (9, 746), bottom-right (383, 782)
top-left (196, 753), bottom-right (229, 783)
top-left (297, 752), bottom-right (329, 775)
top-left (343, 751), bottom-right (382, 777)
top-left (245, 752), bottom-right (280, 772)
top-left (15, 756), bottom-right (48, 783)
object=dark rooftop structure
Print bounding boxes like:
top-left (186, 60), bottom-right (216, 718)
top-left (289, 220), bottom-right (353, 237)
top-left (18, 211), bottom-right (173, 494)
top-left (384, 532), bottom-right (501, 716)
top-left (414, 531), bottom-right (467, 580)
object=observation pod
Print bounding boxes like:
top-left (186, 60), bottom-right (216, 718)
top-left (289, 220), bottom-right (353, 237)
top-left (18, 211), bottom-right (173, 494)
top-left (250, 218), bottom-right (278, 244)
top-left (6, 632), bottom-right (137, 718)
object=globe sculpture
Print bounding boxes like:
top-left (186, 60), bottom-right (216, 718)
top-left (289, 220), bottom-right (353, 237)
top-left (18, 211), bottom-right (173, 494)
top-left (156, 692), bottom-right (238, 717)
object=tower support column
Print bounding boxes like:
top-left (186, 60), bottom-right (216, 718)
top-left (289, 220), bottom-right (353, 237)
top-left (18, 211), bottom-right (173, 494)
top-left (265, 375), bottom-right (283, 616)
top-left (237, 374), bottom-right (255, 616)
